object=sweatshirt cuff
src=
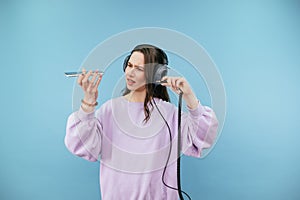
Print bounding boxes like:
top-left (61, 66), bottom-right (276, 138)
top-left (187, 101), bottom-right (205, 117)
top-left (77, 106), bottom-right (96, 121)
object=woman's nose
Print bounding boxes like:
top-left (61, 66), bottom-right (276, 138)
top-left (127, 67), bottom-right (135, 76)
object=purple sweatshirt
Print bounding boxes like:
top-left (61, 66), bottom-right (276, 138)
top-left (65, 96), bottom-right (218, 200)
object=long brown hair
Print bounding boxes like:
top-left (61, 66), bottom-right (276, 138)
top-left (123, 44), bottom-right (170, 123)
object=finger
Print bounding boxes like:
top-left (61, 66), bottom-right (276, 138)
top-left (82, 68), bottom-right (87, 77)
top-left (77, 74), bottom-right (84, 86)
top-left (77, 67), bottom-right (86, 85)
top-left (91, 74), bottom-right (103, 93)
top-left (170, 86), bottom-right (180, 94)
top-left (90, 70), bottom-right (99, 85)
top-left (175, 77), bottom-right (184, 88)
top-left (94, 73), bottom-right (103, 87)
top-left (82, 71), bottom-right (93, 91)
top-left (171, 77), bottom-right (177, 89)
top-left (82, 70), bottom-right (93, 85)
top-left (160, 76), bottom-right (171, 87)
top-left (161, 76), bottom-right (168, 81)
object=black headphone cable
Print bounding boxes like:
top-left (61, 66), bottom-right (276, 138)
top-left (152, 90), bottom-right (191, 200)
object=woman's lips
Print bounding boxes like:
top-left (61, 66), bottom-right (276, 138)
top-left (127, 78), bottom-right (136, 86)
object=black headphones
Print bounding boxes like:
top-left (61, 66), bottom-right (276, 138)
top-left (123, 44), bottom-right (168, 84)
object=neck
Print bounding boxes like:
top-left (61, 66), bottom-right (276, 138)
top-left (125, 90), bottom-right (147, 102)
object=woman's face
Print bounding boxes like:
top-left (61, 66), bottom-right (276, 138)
top-left (125, 51), bottom-right (146, 92)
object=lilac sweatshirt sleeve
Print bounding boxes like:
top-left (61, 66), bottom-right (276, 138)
top-left (65, 107), bottom-right (102, 162)
top-left (181, 102), bottom-right (219, 157)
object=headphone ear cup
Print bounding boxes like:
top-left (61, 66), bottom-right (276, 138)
top-left (153, 64), bottom-right (168, 84)
top-left (123, 55), bottom-right (130, 72)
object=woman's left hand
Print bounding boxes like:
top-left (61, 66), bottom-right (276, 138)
top-left (160, 76), bottom-right (199, 109)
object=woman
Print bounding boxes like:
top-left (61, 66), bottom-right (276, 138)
top-left (65, 44), bottom-right (218, 200)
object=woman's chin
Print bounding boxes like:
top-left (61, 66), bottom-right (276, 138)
top-left (126, 84), bottom-right (135, 91)
top-left (126, 84), bottom-right (145, 92)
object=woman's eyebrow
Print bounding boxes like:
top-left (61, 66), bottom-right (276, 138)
top-left (128, 61), bottom-right (144, 69)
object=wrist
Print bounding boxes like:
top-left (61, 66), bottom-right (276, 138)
top-left (83, 96), bottom-right (97, 104)
top-left (81, 103), bottom-right (96, 113)
top-left (81, 99), bottom-right (98, 107)
top-left (81, 99), bottom-right (98, 113)
top-left (184, 93), bottom-right (198, 109)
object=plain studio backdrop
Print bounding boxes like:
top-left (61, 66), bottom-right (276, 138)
top-left (0, 0), bottom-right (299, 200)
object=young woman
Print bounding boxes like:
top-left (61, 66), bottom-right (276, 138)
top-left (65, 44), bottom-right (218, 200)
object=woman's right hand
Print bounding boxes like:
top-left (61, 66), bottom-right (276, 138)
top-left (77, 68), bottom-right (103, 112)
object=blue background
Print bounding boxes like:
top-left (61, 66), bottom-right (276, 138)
top-left (1, 0), bottom-right (299, 199)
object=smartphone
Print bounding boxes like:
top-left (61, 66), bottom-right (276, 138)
top-left (64, 71), bottom-right (104, 77)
